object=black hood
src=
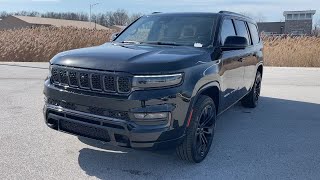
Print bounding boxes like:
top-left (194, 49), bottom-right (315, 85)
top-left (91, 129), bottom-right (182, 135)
top-left (50, 43), bottom-right (212, 74)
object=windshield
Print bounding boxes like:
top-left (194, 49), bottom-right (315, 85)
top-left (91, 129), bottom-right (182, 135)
top-left (114, 15), bottom-right (217, 47)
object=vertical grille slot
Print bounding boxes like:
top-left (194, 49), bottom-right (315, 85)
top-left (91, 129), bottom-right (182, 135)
top-left (52, 68), bottom-right (60, 83)
top-left (79, 73), bottom-right (90, 88)
top-left (59, 70), bottom-right (69, 85)
top-left (69, 71), bottom-right (78, 87)
top-left (91, 74), bottom-right (102, 90)
top-left (118, 77), bottom-right (131, 93)
top-left (103, 75), bottom-right (116, 92)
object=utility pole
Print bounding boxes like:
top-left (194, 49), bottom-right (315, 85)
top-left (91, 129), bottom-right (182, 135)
top-left (89, 3), bottom-right (99, 28)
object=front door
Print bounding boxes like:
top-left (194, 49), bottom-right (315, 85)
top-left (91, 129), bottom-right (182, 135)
top-left (219, 18), bottom-right (246, 111)
top-left (220, 51), bottom-right (245, 110)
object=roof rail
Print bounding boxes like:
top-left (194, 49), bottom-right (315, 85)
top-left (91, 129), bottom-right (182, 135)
top-left (219, 11), bottom-right (251, 19)
top-left (152, 12), bottom-right (162, 14)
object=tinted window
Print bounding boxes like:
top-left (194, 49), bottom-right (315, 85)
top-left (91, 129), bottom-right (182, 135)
top-left (115, 15), bottom-right (217, 47)
top-left (234, 20), bottom-right (250, 45)
top-left (220, 19), bottom-right (236, 45)
top-left (248, 23), bottom-right (260, 44)
top-left (124, 21), bottom-right (154, 42)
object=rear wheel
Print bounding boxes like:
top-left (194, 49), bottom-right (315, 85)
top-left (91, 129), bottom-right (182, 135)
top-left (176, 95), bottom-right (216, 163)
top-left (242, 71), bottom-right (262, 108)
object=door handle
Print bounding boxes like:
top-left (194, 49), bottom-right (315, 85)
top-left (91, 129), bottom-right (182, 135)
top-left (238, 58), bottom-right (244, 62)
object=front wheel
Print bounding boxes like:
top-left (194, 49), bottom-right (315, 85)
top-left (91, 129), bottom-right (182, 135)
top-left (242, 71), bottom-right (262, 108)
top-left (176, 95), bottom-right (216, 163)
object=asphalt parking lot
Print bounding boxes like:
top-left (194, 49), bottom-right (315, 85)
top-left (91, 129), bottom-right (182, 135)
top-left (0, 62), bottom-right (320, 180)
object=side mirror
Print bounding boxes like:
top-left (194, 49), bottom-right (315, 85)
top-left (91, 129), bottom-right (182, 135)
top-left (110, 33), bottom-right (120, 41)
top-left (221, 36), bottom-right (248, 51)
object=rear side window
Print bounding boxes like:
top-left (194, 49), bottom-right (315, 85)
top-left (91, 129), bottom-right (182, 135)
top-left (220, 19), bottom-right (236, 45)
top-left (234, 20), bottom-right (250, 45)
top-left (248, 23), bottom-right (260, 44)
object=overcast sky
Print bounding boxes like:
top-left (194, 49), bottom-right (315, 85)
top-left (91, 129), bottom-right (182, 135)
top-left (0, 0), bottom-right (319, 22)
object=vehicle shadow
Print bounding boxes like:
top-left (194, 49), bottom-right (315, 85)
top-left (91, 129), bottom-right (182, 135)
top-left (77, 96), bottom-right (320, 179)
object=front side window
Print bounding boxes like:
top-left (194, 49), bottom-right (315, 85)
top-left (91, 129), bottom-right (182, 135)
top-left (115, 15), bottom-right (217, 47)
top-left (234, 20), bottom-right (250, 45)
top-left (220, 19), bottom-right (236, 45)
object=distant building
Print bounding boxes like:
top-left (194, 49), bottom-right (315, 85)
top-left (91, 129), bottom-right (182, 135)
top-left (283, 10), bottom-right (316, 35)
top-left (0, 15), bottom-right (109, 30)
top-left (257, 22), bottom-right (285, 35)
top-left (258, 10), bottom-right (316, 35)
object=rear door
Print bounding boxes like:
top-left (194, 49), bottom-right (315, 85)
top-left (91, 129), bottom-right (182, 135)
top-left (220, 18), bottom-right (245, 110)
top-left (244, 22), bottom-right (263, 90)
top-left (232, 19), bottom-right (254, 96)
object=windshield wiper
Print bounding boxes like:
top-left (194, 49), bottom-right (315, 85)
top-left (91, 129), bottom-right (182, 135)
top-left (142, 41), bottom-right (182, 46)
top-left (120, 41), bottom-right (142, 44)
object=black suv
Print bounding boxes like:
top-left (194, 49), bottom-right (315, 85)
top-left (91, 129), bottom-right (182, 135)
top-left (44, 11), bottom-right (263, 163)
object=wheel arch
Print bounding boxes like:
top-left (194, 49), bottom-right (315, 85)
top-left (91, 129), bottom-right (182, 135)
top-left (191, 81), bottom-right (221, 114)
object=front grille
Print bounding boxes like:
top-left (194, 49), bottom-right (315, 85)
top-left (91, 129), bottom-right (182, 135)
top-left (60, 119), bottom-right (110, 142)
top-left (51, 66), bottom-right (132, 95)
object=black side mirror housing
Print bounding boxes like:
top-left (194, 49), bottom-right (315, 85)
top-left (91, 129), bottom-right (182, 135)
top-left (110, 33), bottom-right (120, 41)
top-left (221, 36), bottom-right (248, 51)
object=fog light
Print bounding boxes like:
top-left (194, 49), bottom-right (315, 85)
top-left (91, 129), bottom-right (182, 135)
top-left (134, 112), bottom-right (168, 120)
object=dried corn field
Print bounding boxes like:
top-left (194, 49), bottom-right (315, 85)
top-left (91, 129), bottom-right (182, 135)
top-left (0, 27), bottom-right (115, 62)
top-left (0, 27), bottom-right (320, 67)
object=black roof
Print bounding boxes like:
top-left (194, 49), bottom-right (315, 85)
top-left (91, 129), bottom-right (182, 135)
top-left (148, 11), bottom-right (255, 23)
top-left (149, 12), bottom-right (220, 16)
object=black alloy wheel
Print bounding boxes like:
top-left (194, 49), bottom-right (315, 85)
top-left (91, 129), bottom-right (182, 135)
top-left (176, 95), bottom-right (216, 163)
top-left (242, 71), bottom-right (262, 108)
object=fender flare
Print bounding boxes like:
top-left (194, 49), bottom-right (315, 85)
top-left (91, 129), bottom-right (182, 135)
top-left (184, 81), bottom-right (221, 128)
top-left (190, 81), bottom-right (221, 111)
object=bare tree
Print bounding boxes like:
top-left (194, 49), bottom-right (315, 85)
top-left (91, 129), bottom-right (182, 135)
top-left (129, 13), bottom-right (144, 24)
top-left (0, 9), bottom-right (142, 27)
top-left (112, 9), bottom-right (129, 25)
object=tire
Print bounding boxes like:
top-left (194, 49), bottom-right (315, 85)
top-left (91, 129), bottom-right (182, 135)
top-left (176, 95), bottom-right (216, 163)
top-left (241, 71), bottom-right (262, 108)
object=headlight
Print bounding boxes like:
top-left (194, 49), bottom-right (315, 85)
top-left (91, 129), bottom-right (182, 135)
top-left (132, 73), bottom-right (183, 89)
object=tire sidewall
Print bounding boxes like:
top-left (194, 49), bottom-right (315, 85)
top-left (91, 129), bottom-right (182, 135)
top-left (253, 72), bottom-right (262, 106)
top-left (189, 96), bottom-right (216, 163)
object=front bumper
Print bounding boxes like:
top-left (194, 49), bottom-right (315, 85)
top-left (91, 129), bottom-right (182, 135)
top-left (43, 79), bottom-right (191, 149)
